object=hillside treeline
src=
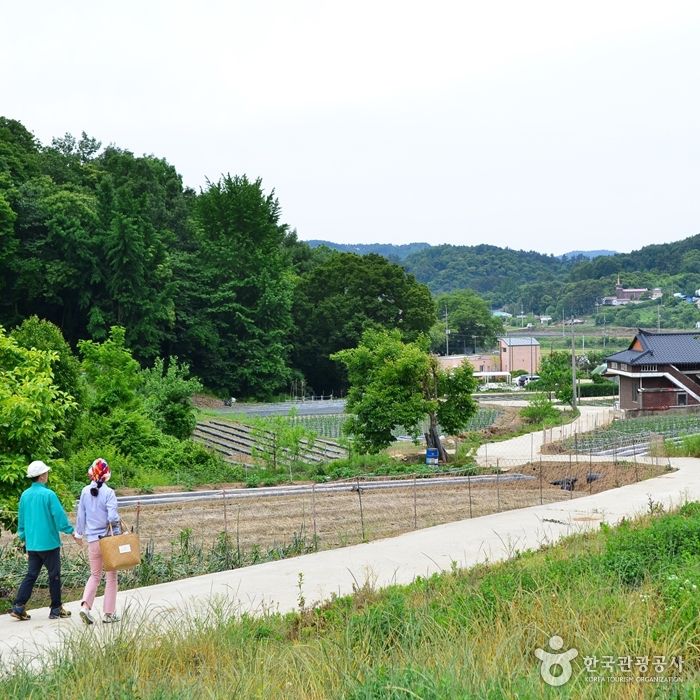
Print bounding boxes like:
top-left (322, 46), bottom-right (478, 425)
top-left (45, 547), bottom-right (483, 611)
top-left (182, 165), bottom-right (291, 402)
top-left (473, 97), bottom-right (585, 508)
top-left (402, 238), bottom-right (700, 319)
top-left (0, 117), bottom-right (436, 398)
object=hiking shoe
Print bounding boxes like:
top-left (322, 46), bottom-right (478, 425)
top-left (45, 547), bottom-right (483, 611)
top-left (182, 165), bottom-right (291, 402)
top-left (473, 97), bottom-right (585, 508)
top-left (10, 606), bottom-right (30, 621)
top-left (79, 607), bottom-right (95, 625)
top-left (49, 606), bottom-right (71, 619)
top-left (102, 613), bottom-right (120, 623)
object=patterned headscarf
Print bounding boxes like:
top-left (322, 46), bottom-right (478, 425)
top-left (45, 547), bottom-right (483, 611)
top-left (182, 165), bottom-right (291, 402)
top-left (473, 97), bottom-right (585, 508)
top-left (88, 458), bottom-right (111, 484)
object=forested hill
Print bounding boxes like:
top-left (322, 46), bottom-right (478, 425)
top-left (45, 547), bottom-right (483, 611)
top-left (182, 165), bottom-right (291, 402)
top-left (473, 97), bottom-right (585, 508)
top-left (0, 116), bottom-right (438, 398)
top-left (402, 238), bottom-right (700, 297)
top-left (306, 240), bottom-right (430, 260)
top-left (402, 244), bottom-right (571, 296)
top-left (568, 234), bottom-right (700, 282)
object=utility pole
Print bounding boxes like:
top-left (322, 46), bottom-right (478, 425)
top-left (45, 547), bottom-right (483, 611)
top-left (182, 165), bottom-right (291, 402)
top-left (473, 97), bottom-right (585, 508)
top-left (571, 316), bottom-right (577, 410)
top-left (657, 303), bottom-right (661, 332)
top-left (603, 313), bottom-right (606, 350)
top-left (444, 307), bottom-right (450, 356)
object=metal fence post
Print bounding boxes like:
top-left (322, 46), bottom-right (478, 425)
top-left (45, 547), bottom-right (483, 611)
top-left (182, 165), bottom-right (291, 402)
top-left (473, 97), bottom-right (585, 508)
top-left (312, 482), bottom-right (318, 550)
top-left (468, 471), bottom-right (473, 518)
top-left (222, 489), bottom-right (227, 536)
top-left (539, 457), bottom-right (543, 505)
top-left (356, 476), bottom-right (365, 541)
top-left (569, 450), bottom-right (573, 499)
top-left (413, 473), bottom-right (417, 529)
top-left (496, 459), bottom-right (501, 512)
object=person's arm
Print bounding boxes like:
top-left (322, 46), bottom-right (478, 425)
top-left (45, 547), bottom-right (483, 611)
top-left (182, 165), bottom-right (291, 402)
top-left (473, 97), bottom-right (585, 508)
top-left (17, 495), bottom-right (25, 543)
top-left (105, 489), bottom-right (120, 533)
top-left (74, 491), bottom-right (86, 544)
top-left (49, 492), bottom-right (74, 535)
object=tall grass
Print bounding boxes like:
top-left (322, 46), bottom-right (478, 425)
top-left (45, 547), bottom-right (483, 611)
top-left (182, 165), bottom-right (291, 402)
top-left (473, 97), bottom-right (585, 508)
top-left (0, 528), bottom-right (315, 613)
top-left (2, 503), bottom-right (700, 698)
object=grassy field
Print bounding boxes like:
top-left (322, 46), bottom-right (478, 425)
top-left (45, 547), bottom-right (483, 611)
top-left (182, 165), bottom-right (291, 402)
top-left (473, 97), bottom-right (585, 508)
top-left (3, 500), bottom-right (700, 698)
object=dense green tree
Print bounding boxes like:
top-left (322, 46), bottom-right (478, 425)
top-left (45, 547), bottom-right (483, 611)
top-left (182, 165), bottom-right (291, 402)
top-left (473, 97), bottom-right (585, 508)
top-left (8, 177), bottom-right (101, 340)
top-left (11, 316), bottom-right (83, 439)
top-left (431, 289), bottom-right (503, 354)
top-left (78, 326), bottom-right (141, 415)
top-left (332, 329), bottom-right (477, 462)
top-left (0, 118), bottom-right (41, 185)
top-left (281, 230), bottom-right (336, 275)
top-left (98, 186), bottom-right (175, 357)
top-left (138, 357), bottom-right (202, 440)
top-left (532, 351), bottom-right (574, 406)
top-left (177, 175), bottom-right (293, 398)
top-left (403, 244), bottom-right (569, 296)
top-left (293, 253), bottom-right (436, 393)
top-left (0, 191), bottom-right (17, 304)
top-left (0, 327), bottom-right (74, 528)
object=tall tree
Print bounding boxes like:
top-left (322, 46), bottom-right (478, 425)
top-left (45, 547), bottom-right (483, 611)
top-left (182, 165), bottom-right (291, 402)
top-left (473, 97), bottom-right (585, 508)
top-left (332, 329), bottom-right (477, 462)
top-left (431, 288), bottom-right (503, 354)
top-left (532, 351), bottom-right (574, 406)
top-left (177, 175), bottom-right (293, 398)
top-left (292, 252), bottom-right (436, 393)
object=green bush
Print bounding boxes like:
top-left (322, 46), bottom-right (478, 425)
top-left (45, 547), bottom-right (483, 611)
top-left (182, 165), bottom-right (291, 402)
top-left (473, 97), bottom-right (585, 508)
top-left (139, 357), bottom-right (202, 440)
top-left (11, 316), bottom-right (84, 438)
top-left (602, 506), bottom-right (700, 586)
top-left (519, 393), bottom-right (559, 425)
top-left (579, 382), bottom-right (617, 397)
top-left (64, 444), bottom-right (139, 491)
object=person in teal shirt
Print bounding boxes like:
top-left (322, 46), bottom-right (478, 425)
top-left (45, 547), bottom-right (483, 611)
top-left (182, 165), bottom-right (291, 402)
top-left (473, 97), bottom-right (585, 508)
top-left (11, 460), bottom-right (78, 621)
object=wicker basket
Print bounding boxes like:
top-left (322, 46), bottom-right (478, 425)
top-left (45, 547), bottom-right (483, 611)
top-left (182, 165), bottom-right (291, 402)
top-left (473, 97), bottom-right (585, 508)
top-left (99, 521), bottom-right (141, 571)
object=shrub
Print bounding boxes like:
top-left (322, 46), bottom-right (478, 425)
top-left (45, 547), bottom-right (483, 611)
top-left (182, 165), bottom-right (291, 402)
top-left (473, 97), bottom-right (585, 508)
top-left (0, 328), bottom-right (75, 528)
top-left (579, 382), bottom-right (617, 397)
top-left (138, 357), bottom-right (202, 440)
top-left (519, 393), bottom-right (559, 425)
top-left (11, 316), bottom-right (83, 438)
top-left (602, 506), bottom-right (700, 586)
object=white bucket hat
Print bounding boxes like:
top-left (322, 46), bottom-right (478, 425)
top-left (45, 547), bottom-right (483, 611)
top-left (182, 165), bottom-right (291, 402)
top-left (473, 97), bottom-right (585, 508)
top-left (26, 460), bottom-right (51, 478)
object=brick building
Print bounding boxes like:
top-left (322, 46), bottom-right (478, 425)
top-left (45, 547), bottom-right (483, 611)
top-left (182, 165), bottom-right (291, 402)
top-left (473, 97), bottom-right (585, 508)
top-left (438, 353), bottom-right (496, 373)
top-left (498, 337), bottom-right (540, 375)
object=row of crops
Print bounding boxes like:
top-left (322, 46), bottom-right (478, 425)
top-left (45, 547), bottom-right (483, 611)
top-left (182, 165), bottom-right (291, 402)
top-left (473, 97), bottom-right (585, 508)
top-left (394, 408), bottom-right (503, 439)
top-left (561, 413), bottom-right (700, 455)
top-left (243, 408), bottom-right (503, 441)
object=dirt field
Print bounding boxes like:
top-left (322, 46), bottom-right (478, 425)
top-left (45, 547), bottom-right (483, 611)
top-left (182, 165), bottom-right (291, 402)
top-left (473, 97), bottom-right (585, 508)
top-left (117, 460), bottom-right (666, 555)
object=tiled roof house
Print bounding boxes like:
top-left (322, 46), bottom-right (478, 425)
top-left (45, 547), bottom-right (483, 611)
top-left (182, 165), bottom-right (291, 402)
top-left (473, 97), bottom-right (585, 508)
top-left (606, 329), bottom-right (700, 411)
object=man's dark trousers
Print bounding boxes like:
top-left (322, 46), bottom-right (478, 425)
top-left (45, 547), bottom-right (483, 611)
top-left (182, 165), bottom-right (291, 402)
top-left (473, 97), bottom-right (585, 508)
top-left (15, 548), bottom-right (62, 610)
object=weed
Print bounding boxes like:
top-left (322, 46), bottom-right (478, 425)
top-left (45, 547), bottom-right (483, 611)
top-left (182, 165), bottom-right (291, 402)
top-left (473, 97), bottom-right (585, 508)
top-left (2, 506), bottom-right (700, 697)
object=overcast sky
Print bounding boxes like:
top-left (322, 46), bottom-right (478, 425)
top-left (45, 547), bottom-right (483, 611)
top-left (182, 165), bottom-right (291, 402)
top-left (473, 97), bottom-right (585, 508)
top-left (3, 1), bottom-right (700, 255)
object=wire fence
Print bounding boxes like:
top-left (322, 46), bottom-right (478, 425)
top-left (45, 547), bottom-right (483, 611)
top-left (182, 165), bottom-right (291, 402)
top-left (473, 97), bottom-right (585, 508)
top-left (247, 407), bottom-right (503, 441)
top-left (474, 407), bottom-right (693, 468)
top-left (115, 457), bottom-right (668, 557)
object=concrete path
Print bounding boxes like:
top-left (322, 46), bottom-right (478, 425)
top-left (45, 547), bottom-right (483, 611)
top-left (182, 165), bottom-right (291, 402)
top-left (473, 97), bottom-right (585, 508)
top-left (1, 457), bottom-right (698, 668)
top-left (476, 403), bottom-right (617, 467)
